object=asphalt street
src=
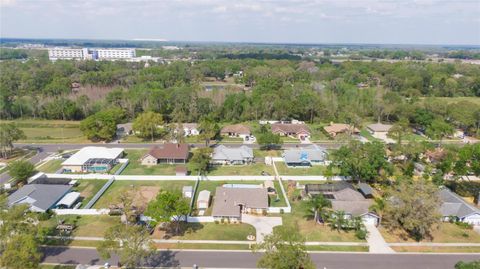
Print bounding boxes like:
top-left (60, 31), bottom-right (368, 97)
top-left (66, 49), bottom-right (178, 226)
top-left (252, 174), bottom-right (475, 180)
top-left (41, 247), bottom-right (480, 269)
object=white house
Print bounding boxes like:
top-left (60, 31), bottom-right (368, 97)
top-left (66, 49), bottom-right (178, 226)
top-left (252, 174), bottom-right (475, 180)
top-left (62, 147), bottom-right (124, 173)
top-left (366, 123), bottom-right (394, 143)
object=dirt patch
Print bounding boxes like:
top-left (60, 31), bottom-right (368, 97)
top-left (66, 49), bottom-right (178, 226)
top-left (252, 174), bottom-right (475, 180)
top-left (134, 186), bottom-right (161, 207)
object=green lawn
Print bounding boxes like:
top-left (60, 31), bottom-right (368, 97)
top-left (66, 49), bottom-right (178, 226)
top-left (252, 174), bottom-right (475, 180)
top-left (0, 119), bottom-right (87, 143)
top-left (270, 180), bottom-right (287, 207)
top-left (207, 163), bottom-right (274, 176)
top-left (253, 149), bottom-right (281, 157)
top-left (421, 97), bottom-right (480, 106)
top-left (278, 200), bottom-right (364, 242)
top-left (120, 149), bottom-right (189, 175)
top-left (72, 179), bottom-right (108, 208)
top-left (37, 159), bottom-right (63, 173)
top-left (308, 123), bottom-right (331, 141)
top-left (152, 222), bottom-right (255, 241)
top-left (360, 129), bottom-right (378, 141)
top-left (94, 180), bottom-right (194, 209)
top-left (306, 245), bottom-right (369, 252)
top-left (275, 162), bottom-right (329, 176)
top-left (391, 246), bottom-right (480, 253)
top-left (380, 223), bottom-right (480, 243)
top-left (40, 215), bottom-right (119, 237)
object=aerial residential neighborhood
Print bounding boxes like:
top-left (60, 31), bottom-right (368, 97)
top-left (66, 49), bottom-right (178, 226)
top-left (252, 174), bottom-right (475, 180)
top-left (1, 1), bottom-right (480, 269)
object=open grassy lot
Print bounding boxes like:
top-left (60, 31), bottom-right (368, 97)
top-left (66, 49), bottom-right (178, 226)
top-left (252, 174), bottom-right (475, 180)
top-left (72, 179), bottom-right (108, 208)
top-left (40, 215), bottom-right (119, 237)
top-left (152, 222), bottom-right (255, 241)
top-left (120, 149), bottom-right (189, 175)
top-left (380, 223), bottom-right (480, 243)
top-left (207, 163), bottom-right (274, 176)
top-left (0, 119), bottom-right (88, 143)
top-left (94, 180), bottom-right (194, 209)
top-left (391, 246), bottom-right (480, 253)
top-left (253, 149), bottom-right (281, 157)
top-left (155, 243), bottom-right (251, 250)
top-left (278, 197), bottom-right (364, 242)
top-left (421, 97), bottom-right (480, 106)
top-left (306, 245), bottom-right (369, 252)
top-left (37, 159), bottom-right (64, 173)
top-left (308, 123), bottom-right (331, 141)
top-left (275, 162), bottom-right (329, 176)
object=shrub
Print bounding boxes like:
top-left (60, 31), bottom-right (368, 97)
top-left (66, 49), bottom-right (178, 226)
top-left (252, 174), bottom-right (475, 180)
top-left (214, 220), bottom-right (219, 224)
top-left (38, 212), bottom-right (51, 221)
top-left (221, 218), bottom-right (225, 224)
top-left (355, 229), bottom-right (368, 240)
top-left (280, 209), bottom-right (284, 214)
top-left (455, 221), bottom-right (473, 230)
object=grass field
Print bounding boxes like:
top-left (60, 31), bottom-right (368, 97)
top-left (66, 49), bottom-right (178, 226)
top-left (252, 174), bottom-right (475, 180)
top-left (253, 149), bottom-right (281, 157)
top-left (152, 222), bottom-right (255, 241)
top-left (40, 215), bottom-right (119, 237)
top-left (155, 243), bottom-right (251, 250)
top-left (207, 163), bottom-right (274, 176)
top-left (93, 180), bottom-right (194, 209)
top-left (391, 246), bottom-right (480, 253)
top-left (120, 149), bottom-right (189, 175)
top-left (422, 97), bottom-right (480, 105)
top-left (0, 119), bottom-right (88, 143)
top-left (37, 159), bottom-right (64, 173)
top-left (275, 162), bottom-right (329, 176)
top-left (306, 245), bottom-right (369, 252)
top-left (380, 223), bottom-right (480, 243)
top-left (72, 179), bottom-right (108, 208)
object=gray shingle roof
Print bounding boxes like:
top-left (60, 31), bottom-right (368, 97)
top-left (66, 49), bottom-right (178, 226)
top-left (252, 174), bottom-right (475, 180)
top-left (8, 184), bottom-right (72, 212)
top-left (358, 183), bottom-right (373, 196)
top-left (212, 145), bottom-right (253, 162)
top-left (283, 145), bottom-right (327, 164)
top-left (212, 187), bottom-right (268, 217)
top-left (331, 200), bottom-right (374, 217)
top-left (439, 187), bottom-right (480, 218)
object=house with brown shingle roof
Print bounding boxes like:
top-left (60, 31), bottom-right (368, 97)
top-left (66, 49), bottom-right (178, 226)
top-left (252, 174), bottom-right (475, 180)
top-left (220, 124), bottom-right (251, 138)
top-left (141, 143), bottom-right (189, 166)
top-left (212, 187), bottom-right (268, 222)
top-left (323, 123), bottom-right (359, 137)
top-left (271, 123), bottom-right (310, 140)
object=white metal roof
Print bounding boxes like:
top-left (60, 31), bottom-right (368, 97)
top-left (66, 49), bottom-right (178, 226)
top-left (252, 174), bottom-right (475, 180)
top-left (56, 192), bottom-right (80, 208)
top-left (62, 147), bottom-right (124, 166)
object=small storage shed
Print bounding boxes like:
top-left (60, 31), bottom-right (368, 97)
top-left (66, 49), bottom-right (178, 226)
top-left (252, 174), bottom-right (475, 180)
top-left (197, 190), bottom-right (211, 209)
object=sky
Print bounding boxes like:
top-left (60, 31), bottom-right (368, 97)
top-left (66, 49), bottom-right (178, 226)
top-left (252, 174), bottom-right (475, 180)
top-left (1, 0), bottom-right (479, 45)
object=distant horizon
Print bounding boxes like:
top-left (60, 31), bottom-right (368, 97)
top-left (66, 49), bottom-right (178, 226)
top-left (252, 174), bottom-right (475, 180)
top-left (2, 37), bottom-right (480, 48)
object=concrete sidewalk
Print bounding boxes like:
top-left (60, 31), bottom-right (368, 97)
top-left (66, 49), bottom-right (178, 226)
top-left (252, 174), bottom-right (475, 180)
top-left (364, 224), bottom-right (395, 253)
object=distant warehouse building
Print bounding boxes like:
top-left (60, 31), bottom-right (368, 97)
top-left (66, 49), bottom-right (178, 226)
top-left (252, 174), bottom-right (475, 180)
top-left (62, 147), bottom-right (124, 173)
top-left (48, 47), bottom-right (135, 61)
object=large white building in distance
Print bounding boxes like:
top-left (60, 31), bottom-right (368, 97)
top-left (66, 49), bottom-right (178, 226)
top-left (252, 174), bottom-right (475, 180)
top-left (48, 47), bottom-right (136, 61)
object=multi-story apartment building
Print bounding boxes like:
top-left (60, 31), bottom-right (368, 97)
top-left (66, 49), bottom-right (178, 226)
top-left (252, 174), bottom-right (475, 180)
top-left (48, 48), bottom-right (136, 61)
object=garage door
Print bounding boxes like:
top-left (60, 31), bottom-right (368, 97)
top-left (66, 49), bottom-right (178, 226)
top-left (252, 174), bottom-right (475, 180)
top-left (362, 215), bottom-right (378, 226)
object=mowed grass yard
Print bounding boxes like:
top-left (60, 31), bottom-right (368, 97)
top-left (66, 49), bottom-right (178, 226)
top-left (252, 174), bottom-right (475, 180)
top-left (37, 159), bottom-right (64, 173)
top-left (73, 179), bottom-right (108, 208)
top-left (207, 163), bottom-right (274, 176)
top-left (152, 222), bottom-right (256, 241)
top-left (0, 119), bottom-right (88, 143)
top-left (379, 223), bottom-right (480, 243)
top-left (275, 162), bottom-right (330, 176)
top-left (93, 180), bottom-right (194, 209)
top-left (40, 215), bottom-right (119, 237)
top-left (121, 149), bottom-right (189, 175)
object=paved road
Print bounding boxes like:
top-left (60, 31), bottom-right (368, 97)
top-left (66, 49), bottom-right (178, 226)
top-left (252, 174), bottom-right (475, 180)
top-left (41, 247), bottom-right (480, 269)
top-left (0, 148), bottom-right (51, 185)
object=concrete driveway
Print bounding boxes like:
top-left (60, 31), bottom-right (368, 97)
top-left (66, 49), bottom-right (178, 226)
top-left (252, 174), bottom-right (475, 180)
top-left (364, 224), bottom-right (395, 253)
top-left (241, 214), bottom-right (282, 243)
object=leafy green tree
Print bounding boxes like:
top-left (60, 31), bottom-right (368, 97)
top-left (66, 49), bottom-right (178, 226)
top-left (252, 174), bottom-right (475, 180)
top-left (133, 111), bottom-right (164, 142)
top-left (8, 160), bottom-right (35, 184)
top-left (369, 197), bottom-right (386, 226)
top-left (188, 148), bottom-right (212, 175)
top-left (0, 123), bottom-right (26, 158)
top-left (330, 211), bottom-right (348, 232)
top-left (384, 180), bottom-right (441, 241)
top-left (198, 117), bottom-right (219, 146)
top-left (303, 194), bottom-right (331, 224)
top-left (329, 141), bottom-right (392, 183)
top-left (388, 118), bottom-right (410, 144)
top-left (97, 224), bottom-right (155, 269)
top-left (0, 234), bottom-right (42, 269)
top-left (455, 260), bottom-right (480, 269)
top-left (80, 108), bottom-right (125, 141)
top-left (426, 118), bottom-right (454, 141)
top-left (257, 131), bottom-right (282, 150)
top-left (145, 191), bottom-right (190, 234)
top-left (254, 225), bottom-right (315, 269)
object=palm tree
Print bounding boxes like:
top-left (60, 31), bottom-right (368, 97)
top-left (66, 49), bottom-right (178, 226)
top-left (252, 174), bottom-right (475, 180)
top-left (331, 211), bottom-right (347, 232)
top-left (369, 197), bottom-right (385, 226)
top-left (304, 194), bottom-right (332, 225)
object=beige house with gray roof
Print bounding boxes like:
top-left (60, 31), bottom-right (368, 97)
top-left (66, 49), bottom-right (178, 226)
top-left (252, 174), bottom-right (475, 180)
top-left (212, 187), bottom-right (268, 222)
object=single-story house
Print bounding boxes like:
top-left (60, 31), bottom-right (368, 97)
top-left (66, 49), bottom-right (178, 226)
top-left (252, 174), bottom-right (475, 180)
top-left (283, 145), bottom-right (327, 167)
top-left (366, 123), bottom-right (393, 142)
top-left (116, 123), bottom-right (133, 138)
top-left (182, 186), bottom-right (193, 198)
top-left (141, 143), bottom-right (189, 165)
top-left (305, 182), bottom-right (353, 197)
top-left (197, 190), bottom-right (211, 209)
top-left (211, 145), bottom-right (254, 165)
top-left (62, 147), bottom-right (124, 173)
top-left (271, 123), bottom-right (311, 140)
top-left (331, 200), bottom-right (379, 226)
top-left (439, 187), bottom-right (480, 225)
top-left (323, 123), bottom-right (360, 137)
top-left (177, 123), bottom-right (200, 136)
top-left (220, 124), bottom-right (251, 138)
top-left (8, 184), bottom-right (73, 212)
top-left (212, 187), bottom-right (268, 222)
